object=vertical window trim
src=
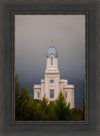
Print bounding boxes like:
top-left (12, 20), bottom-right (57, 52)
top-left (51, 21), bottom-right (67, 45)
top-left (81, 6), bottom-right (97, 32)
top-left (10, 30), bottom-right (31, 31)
top-left (51, 56), bottom-right (53, 65)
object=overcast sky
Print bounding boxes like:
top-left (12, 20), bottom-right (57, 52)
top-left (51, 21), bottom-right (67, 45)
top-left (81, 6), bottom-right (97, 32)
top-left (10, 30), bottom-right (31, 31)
top-left (15, 15), bottom-right (85, 108)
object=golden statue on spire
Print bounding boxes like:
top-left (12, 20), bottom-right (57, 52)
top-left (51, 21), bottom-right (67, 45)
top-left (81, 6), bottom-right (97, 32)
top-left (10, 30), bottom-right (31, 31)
top-left (51, 38), bottom-right (53, 44)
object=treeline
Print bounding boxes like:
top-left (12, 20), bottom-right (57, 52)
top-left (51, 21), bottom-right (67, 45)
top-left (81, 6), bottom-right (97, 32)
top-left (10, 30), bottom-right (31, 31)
top-left (15, 75), bottom-right (85, 121)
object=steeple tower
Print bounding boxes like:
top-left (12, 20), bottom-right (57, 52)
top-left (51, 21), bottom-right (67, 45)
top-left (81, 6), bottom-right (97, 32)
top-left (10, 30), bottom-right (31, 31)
top-left (33, 39), bottom-right (74, 108)
top-left (44, 39), bottom-right (60, 99)
top-left (45, 38), bottom-right (59, 74)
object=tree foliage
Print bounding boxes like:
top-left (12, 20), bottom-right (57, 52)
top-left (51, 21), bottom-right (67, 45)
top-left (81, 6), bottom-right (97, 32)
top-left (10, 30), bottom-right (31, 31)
top-left (55, 92), bottom-right (69, 120)
top-left (15, 75), bottom-right (85, 121)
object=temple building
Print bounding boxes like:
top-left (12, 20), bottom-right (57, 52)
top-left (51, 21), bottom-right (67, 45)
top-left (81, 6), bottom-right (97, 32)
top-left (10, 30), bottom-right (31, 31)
top-left (33, 38), bottom-right (74, 108)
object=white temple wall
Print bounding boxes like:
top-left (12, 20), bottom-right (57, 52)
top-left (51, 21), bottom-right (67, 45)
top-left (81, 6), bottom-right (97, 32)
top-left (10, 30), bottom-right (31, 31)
top-left (63, 88), bottom-right (74, 108)
top-left (41, 81), bottom-right (45, 100)
top-left (34, 88), bottom-right (41, 99)
top-left (44, 74), bottom-right (60, 101)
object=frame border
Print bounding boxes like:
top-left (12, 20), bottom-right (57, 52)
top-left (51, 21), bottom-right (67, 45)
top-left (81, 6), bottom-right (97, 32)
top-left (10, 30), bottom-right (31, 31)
top-left (1, 1), bottom-right (100, 136)
top-left (12, 11), bottom-right (88, 125)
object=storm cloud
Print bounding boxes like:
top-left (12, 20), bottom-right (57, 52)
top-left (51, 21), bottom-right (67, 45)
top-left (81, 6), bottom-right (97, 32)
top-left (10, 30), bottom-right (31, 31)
top-left (15, 15), bottom-right (85, 108)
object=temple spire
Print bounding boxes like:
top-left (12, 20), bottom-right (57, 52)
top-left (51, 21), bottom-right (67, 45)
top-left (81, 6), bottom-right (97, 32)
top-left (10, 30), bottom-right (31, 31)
top-left (51, 38), bottom-right (53, 44)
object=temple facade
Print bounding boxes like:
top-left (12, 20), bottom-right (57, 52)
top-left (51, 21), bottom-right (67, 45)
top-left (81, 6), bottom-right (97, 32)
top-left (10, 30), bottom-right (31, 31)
top-left (33, 39), bottom-right (74, 108)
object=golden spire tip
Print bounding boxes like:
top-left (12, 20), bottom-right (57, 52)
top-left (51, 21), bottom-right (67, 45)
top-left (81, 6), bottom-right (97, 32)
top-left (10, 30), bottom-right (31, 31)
top-left (51, 38), bottom-right (53, 44)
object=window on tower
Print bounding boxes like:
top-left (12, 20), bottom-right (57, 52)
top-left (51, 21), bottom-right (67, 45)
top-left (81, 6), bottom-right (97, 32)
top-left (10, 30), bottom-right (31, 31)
top-left (51, 57), bottom-right (53, 65)
top-left (50, 89), bottom-right (54, 98)
top-left (50, 79), bottom-right (54, 84)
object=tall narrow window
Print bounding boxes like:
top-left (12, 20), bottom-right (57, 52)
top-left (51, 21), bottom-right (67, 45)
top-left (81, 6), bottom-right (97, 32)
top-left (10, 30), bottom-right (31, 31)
top-left (65, 92), bottom-right (67, 97)
top-left (37, 92), bottom-right (39, 98)
top-left (50, 90), bottom-right (54, 98)
top-left (51, 57), bottom-right (53, 65)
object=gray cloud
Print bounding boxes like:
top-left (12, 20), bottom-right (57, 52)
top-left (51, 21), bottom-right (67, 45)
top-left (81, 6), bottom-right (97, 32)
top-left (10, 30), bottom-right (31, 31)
top-left (15, 15), bottom-right (85, 108)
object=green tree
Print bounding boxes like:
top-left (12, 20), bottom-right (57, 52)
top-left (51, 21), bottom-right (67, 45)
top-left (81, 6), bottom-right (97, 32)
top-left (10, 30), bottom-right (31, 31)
top-left (15, 75), bottom-right (30, 120)
top-left (47, 101), bottom-right (57, 120)
top-left (55, 92), bottom-right (67, 120)
top-left (36, 96), bottom-right (48, 120)
top-left (15, 87), bottom-right (30, 120)
top-left (71, 107), bottom-right (83, 121)
top-left (65, 103), bottom-right (72, 121)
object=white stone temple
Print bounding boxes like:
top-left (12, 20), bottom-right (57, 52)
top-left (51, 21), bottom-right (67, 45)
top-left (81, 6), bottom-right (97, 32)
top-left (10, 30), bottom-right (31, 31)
top-left (33, 38), bottom-right (74, 108)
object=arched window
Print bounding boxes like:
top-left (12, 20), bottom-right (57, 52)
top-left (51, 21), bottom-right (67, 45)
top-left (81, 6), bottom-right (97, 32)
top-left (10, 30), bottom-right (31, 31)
top-left (51, 57), bottom-right (53, 65)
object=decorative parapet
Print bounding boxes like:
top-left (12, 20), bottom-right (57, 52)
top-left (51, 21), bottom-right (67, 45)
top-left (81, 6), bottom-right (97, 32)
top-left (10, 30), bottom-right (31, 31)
top-left (60, 79), bottom-right (68, 84)
top-left (34, 85), bottom-right (41, 89)
top-left (45, 70), bottom-right (60, 75)
top-left (41, 79), bottom-right (45, 83)
top-left (63, 84), bottom-right (74, 89)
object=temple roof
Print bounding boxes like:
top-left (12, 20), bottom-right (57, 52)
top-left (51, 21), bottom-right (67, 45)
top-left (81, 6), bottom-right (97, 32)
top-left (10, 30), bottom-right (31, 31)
top-left (47, 45), bottom-right (58, 57)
